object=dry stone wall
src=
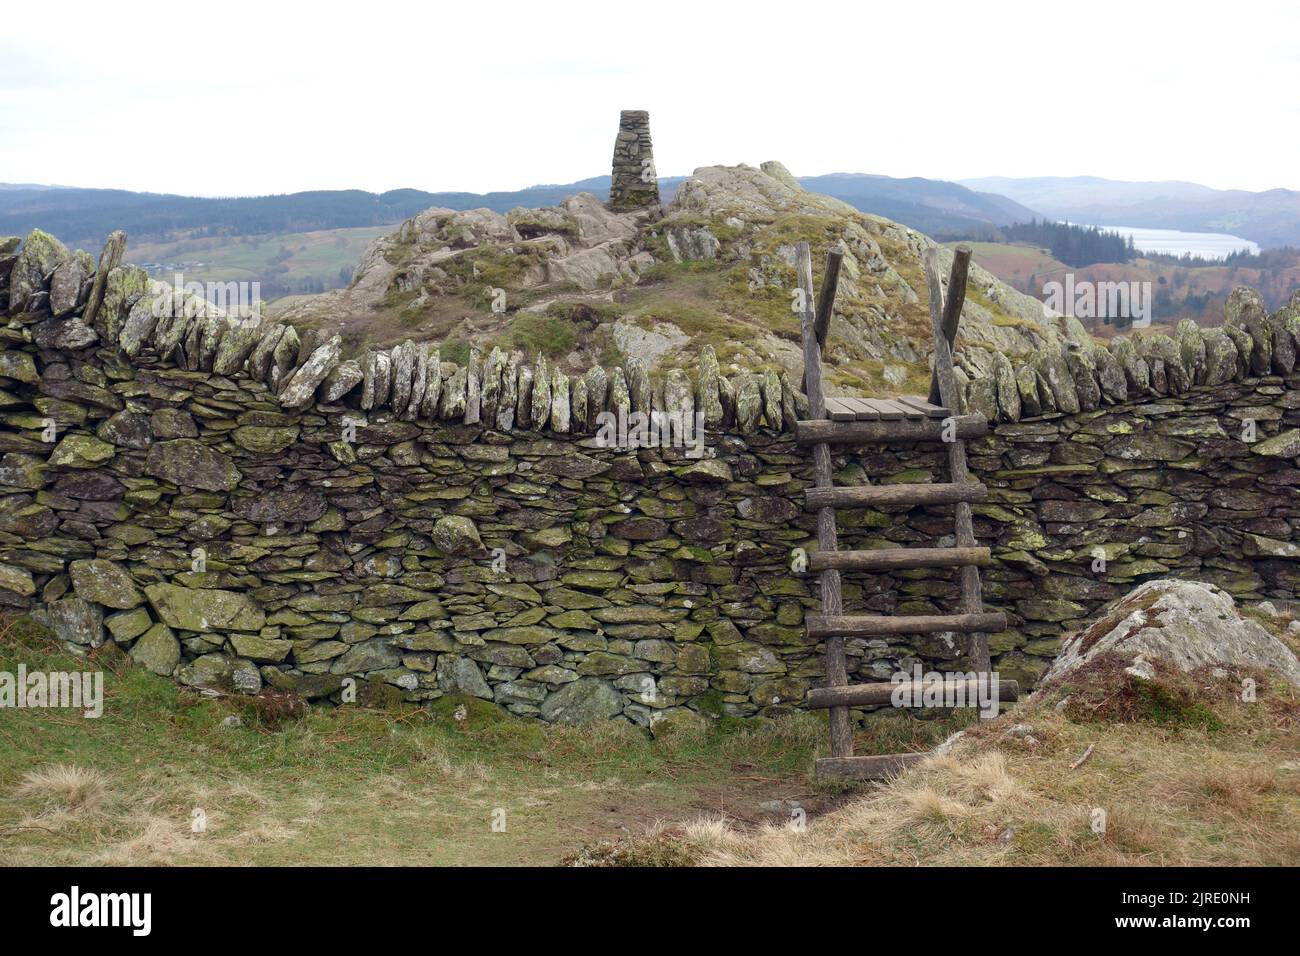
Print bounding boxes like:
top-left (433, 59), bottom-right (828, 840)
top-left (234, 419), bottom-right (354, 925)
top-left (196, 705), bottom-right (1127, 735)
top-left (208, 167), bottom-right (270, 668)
top-left (868, 373), bottom-right (1300, 688)
top-left (1, 227), bottom-right (1299, 724)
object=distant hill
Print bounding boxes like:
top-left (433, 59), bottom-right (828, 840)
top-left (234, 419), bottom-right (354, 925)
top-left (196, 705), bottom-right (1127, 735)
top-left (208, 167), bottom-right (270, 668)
top-left (797, 173), bottom-right (1041, 237)
top-left (958, 238), bottom-right (1300, 332)
top-left (961, 175), bottom-right (1300, 249)
top-left (0, 172), bottom-right (1031, 251)
top-left (0, 178), bottom-right (675, 250)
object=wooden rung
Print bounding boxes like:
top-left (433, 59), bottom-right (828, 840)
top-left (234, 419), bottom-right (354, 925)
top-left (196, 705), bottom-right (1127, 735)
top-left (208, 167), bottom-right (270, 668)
top-left (815, 753), bottom-right (926, 782)
top-left (806, 612), bottom-right (1007, 638)
top-left (805, 482), bottom-right (987, 510)
top-left (807, 678), bottom-right (1020, 710)
top-left (795, 414), bottom-right (988, 445)
top-left (808, 546), bottom-right (991, 573)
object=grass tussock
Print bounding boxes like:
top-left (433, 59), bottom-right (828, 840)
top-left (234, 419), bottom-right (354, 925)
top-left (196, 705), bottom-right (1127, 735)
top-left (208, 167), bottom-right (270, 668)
top-left (14, 765), bottom-right (110, 813)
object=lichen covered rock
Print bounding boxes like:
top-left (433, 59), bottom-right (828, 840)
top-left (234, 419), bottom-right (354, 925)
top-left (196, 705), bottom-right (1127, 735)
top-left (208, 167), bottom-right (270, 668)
top-left (1043, 580), bottom-right (1300, 688)
top-left (145, 583), bottom-right (266, 633)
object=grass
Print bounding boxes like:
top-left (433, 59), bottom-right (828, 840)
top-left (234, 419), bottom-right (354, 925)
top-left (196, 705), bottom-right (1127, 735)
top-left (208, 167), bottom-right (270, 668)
top-left (0, 613), bottom-right (839, 866)
top-left (504, 303), bottom-right (624, 360)
top-left (6, 608), bottom-right (1295, 866)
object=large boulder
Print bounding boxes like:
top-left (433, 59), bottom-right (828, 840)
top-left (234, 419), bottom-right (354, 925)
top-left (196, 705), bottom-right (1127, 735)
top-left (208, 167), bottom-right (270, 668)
top-left (1042, 579), bottom-right (1300, 688)
top-left (96, 265), bottom-right (150, 343)
top-left (230, 488), bottom-right (326, 523)
top-left (49, 434), bottom-right (115, 468)
top-left (320, 359), bottom-right (363, 402)
top-left (435, 655), bottom-right (493, 698)
top-left (0, 561), bottom-right (36, 596)
top-left (178, 653), bottom-right (262, 694)
top-left (1224, 287), bottom-right (1273, 375)
top-left (0, 350), bottom-right (38, 383)
top-left (1252, 429), bottom-right (1300, 458)
top-left (31, 595), bottom-right (104, 647)
top-left (83, 230), bottom-right (126, 329)
top-left (48, 251), bottom-right (94, 317)
top-left (212, 320), bottom-right (264, 376)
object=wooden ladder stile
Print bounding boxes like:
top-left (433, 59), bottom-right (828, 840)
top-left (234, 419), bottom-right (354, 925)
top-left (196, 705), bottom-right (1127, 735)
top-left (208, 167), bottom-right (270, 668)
top-left (797, 245), bottom-right (853, 762)
top-left (795, 241), bottom-right (1007, 783)
top-left (922, 244), bottom-right (993, 675)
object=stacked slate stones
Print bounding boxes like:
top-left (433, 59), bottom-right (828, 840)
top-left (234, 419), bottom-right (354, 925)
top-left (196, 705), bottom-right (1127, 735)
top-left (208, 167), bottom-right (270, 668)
top-left (608, 110), bottom-right (660, 210)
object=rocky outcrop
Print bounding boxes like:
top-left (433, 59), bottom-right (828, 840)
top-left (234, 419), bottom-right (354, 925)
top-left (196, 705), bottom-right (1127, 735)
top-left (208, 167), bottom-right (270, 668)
top-left (263, 153), bottom-right (1057, 391)
top-left (1042, 579), bottom-right (1300, 688)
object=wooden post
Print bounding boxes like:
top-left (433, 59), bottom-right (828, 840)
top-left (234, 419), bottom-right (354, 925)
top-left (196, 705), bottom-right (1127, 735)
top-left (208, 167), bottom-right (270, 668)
top-left (801, 250), bottom-right (843, 392)
top-left (813, 251), bottom-right (843, 347)
top-left (922, 245), bottom-right (992, 674)
top-left (797, 243), bottom-right (852, 759)
top-left (928, 245), bottom-right (971, 406)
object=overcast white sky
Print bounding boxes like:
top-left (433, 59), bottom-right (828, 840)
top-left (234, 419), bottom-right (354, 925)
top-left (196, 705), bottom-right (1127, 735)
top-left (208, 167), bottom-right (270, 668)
top-left (3, 0), bottom-right (1297, 196)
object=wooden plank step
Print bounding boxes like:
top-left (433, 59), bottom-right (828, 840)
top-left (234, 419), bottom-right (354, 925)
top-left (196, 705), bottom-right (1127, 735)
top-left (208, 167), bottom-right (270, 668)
top-left (865, 398), bottom-right (905, 420)
top-left (815, 753), bottom-right (926, 782)
top-left (896, 395), bottom-right (950, 418)
top-left (885, 398), bottom-right (925, 420)
top-left (808, 546), bottom-right (991, 573)
top-left (824, 396), bottom-right (858, 421)
top-left (795, 414), bottom-right (988, 446)
top-left (807, 679), bottom-right (1020, 710)
top-left (806, 611), bottom-right (1007, 638)
top-left (842, 397), bottom-right (879, 421)
top-left (805, 482), bottom-right (987, 510)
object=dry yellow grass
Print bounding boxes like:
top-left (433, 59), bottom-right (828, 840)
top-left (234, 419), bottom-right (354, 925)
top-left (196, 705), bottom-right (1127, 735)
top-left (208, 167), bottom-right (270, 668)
top-left (644, 687), bottom-right (1300, 867)
top-left (14, 765), bottom-right (110, 812)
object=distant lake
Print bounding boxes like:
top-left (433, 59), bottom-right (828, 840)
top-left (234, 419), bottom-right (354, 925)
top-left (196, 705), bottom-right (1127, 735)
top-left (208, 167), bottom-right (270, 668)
top-left (1078, 224), bottom-right (1260, 260)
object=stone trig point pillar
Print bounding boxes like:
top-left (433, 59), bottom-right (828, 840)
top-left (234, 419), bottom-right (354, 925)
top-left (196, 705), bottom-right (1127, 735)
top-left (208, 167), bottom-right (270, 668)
top-left (609, 110), bottom-right (660, 210)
